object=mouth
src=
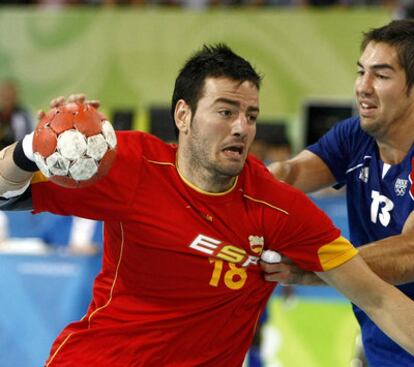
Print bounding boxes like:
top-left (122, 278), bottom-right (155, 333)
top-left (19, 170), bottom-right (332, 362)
top-left (359, 100), bottom-right (378, 117)
top-left (222, 144), bottom-right (245, 159)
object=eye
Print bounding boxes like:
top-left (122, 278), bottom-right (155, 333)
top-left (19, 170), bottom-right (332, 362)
top-left (219, 109), bottom-right (232, 118)
top-left (377, 74), bottom-right (390, 80)
top-left (357, 69), bottom-right (364, 76)
top-left (247, 114), bottom-right (258, 124)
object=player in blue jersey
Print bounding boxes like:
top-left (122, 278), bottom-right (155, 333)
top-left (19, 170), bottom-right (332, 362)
top-left (266, 19), bottom-right (414, 366)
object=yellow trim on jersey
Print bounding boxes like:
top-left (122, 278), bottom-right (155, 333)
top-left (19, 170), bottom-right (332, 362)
top-left (176, 165), bottom-right (239, 196)
top-left (318, 236), bottom-right (359, 271)
top-left (46, 333), bottom-right (74, 367)
top-left (146, 159), bottom-right (176, 167)
top-left (31, 171), bottom-right (48, 184)
top-left (46, 222), bottom-right (125, 366)
top-left (146, 155), bottom-right (238, 196)
top-left (87, 221), bottom-right (125, 325)
top-left (242, 194), bottom-right (289, 215)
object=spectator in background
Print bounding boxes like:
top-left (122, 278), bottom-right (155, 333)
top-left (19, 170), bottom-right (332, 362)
top-left (394, 0), bottom-right (414, 19)
top-left (0, 80), bottom-right (33, 151)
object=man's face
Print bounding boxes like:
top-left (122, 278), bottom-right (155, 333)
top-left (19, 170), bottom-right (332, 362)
top-left (355, 41), bottom-right (414, 139)
top-left (181, 77), bottom-right (259, 181)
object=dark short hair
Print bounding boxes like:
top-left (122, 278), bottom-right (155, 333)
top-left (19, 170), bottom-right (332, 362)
top-left (361, 19), bottom-right (414, 92)
top-left (171, 44), bottom-right (262, 137)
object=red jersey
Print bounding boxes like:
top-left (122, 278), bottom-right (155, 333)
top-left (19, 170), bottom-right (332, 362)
top-left (32, 131), bottom-right (357, 367)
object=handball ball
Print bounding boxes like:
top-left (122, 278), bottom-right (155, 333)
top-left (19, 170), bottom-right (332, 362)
top-left (33, 102), bottom-right (117, 188)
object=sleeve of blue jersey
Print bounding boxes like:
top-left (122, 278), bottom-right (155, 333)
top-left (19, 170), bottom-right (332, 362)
top-left (306, 117), bottom-right (359, 188)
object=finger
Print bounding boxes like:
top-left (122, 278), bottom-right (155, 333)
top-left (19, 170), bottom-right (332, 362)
top-left (260, 261), bottom-right (286, 273)
top-left (263, 273), bottom-right (289, 284)
top-left (67, 94), bottom-right (86, 104)
top-left (280, 255), bottom-right (294, 265)
top-left (86, 100), bottom-right (100, 109)
top-left (50, 96), bottom-right (65, 108)
top-left (37, 109), bottom-right (45, 119)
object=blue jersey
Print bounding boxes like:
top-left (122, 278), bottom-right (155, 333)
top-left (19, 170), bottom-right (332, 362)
top-left (308, 117), bottom-right (414, 366)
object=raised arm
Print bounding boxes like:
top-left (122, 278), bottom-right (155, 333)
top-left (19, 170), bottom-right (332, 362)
top-left (316, 254), bottom-right (414, 356)
top-left (0, 94), bottom-right (104, 200)
top-left (0, 140), bottom-right (36, 198)
top-left (268, 149), bottom-right (336, 193)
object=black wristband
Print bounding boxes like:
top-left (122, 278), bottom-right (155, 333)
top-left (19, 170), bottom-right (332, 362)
top-left (13, 140), bottom-right (39, 172)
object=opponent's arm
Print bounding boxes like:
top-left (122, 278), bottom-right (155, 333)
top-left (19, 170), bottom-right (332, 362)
top-left (261, 211), bottom-right (414, 286)
top-left (316, 254), bottom-right (414, 356)
top-left (268, 150), bottom-right (336, 193)
top-left (357, 210), bottom-right (414, 285)
top-left (260, 255), bottom-right (324, 285)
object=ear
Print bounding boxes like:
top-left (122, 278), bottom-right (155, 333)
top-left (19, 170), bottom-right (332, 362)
top-left (174, 99), bottom-right (191, 135)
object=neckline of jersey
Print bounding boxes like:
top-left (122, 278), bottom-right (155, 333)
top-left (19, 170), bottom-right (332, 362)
top-left (175, 163), bottom-right (239, 200)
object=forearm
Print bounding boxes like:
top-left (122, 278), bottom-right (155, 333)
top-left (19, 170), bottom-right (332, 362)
top-left (367, 285), bottom-right (414, 356)
top-left (296, 228), bottom-right (414, 287)
top-left (317, 255), bottom-right (414, 356)
top-left (358, 235), bottom-right (414, 285)
top-left (268, 150), bottom-right (336, 193)
top-left (0, 141), bottom-right (36, 198)
top-left (354, 279), bottom-right (414, 356)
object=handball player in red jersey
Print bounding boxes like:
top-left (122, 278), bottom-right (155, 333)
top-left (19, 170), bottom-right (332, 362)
top-left (1, 44), bottom-right (414, 366)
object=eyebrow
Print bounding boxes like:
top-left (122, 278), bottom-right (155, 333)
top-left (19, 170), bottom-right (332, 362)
top-left (214, 97), bottom-right (260, 113)
top-left (357, 61), bottom-right (396, 72)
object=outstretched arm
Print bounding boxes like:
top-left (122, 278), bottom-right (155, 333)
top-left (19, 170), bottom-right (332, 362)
top-left (0, 94), bottom-right (103, 200)
top-left (261, 211), bottom-right (414, 286)
top-left (268, 149), bottom-right (336, 193)
top-left (316, 254), bottom-right (414, 356)
top-left (357, 210), bottom-right (414, 285)
top-left (0, 141), bottom-right (36, 198)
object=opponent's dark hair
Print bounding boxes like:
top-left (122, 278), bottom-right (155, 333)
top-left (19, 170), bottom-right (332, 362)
top-left (361, 19), bottom-right (414, 92)
top-left (171, 43), bottom-right (262, 137)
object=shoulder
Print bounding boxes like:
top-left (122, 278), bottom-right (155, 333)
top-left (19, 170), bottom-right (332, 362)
top-left (241, 156), bottom-right (308, 214)
top-left (115, 130), bottom-right (176, 162)
top-left (308, 116), bottom-right (374, 158)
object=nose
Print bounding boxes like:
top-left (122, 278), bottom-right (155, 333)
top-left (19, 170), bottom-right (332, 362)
top-left (231, 114), bottom-right (248, 138)
top-left (356, 73), bottom-right (374, 97)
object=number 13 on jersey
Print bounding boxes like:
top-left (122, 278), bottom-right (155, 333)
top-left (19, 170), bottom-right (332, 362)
top-left (371, 190), bottom-right (394, 227)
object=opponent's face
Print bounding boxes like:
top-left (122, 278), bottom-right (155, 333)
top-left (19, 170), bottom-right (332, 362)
top-left (355, 41), bottom-right (414, 139)
top-left (177, 77), bottom-right (259, 188)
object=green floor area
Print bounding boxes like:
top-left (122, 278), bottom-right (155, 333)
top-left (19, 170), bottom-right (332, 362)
top-left (265, 296), bottom-right (360, 367)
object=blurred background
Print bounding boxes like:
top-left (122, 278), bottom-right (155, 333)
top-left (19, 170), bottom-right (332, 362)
top-left (0, 2), bottom-right (408, 366)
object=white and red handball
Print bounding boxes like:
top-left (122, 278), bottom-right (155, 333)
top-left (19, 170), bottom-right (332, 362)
top-left (32, 102), bottom-right (117, 188)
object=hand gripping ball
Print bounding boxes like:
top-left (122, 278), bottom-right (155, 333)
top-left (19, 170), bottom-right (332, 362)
top-left (33, 102), bottom-right (117, 188)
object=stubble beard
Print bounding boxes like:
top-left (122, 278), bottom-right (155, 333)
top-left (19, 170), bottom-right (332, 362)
top-left (360, 116), bottom-right (385, 139)
top-left (188, 136), bottom-right (243, 186)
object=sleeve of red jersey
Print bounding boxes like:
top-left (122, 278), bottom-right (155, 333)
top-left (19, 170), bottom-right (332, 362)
top-left (30, 131), bottom-right (144, 221)
top-left (270, 192), bottom-right (358, 272)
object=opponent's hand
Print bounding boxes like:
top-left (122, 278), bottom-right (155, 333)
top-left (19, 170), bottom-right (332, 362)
top-left (260, 251), bottom-right (323, 285)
